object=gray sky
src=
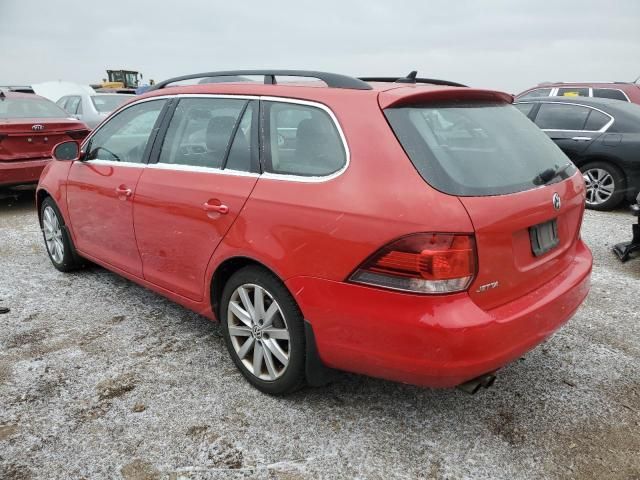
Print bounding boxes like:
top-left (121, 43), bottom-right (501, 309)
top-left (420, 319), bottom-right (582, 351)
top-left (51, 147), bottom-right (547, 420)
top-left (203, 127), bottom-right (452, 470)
top-left (2, 0), bottom-right (639, 93)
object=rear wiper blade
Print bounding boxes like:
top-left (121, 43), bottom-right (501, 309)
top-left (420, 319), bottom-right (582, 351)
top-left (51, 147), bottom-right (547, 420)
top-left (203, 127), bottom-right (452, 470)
top-left (533, 163), bottom-right (573, 186)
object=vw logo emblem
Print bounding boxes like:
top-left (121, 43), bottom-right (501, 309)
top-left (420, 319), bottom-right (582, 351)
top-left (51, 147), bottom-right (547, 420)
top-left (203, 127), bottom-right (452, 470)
top-left (552, 193), bottom-right (561, 210)
top-left (31, 124), bottom-right (44, 131)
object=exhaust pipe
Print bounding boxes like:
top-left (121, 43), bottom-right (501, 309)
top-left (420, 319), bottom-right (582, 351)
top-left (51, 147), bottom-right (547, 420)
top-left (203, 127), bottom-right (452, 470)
top-left (457, 372), bottom-right (497, 394)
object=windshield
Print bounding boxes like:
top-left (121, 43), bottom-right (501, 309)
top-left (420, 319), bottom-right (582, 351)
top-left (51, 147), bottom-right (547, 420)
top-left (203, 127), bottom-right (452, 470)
top-left (0, 97), bottom-right (69, 119)
top-left (385, 102), bottom-right (576, 196)
top-left (91, 95), bottom-right (133, 113)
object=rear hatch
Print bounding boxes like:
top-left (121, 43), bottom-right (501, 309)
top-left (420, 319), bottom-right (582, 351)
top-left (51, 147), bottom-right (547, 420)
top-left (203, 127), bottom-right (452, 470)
top-left (0, 118), bottom-right (89, 161)
top-left (382, 88), bottom-right (585, 310)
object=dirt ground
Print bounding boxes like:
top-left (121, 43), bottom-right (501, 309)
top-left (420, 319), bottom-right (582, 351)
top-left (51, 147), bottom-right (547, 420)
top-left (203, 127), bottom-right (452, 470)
top-left (0, 188), bottom-right (639, 480)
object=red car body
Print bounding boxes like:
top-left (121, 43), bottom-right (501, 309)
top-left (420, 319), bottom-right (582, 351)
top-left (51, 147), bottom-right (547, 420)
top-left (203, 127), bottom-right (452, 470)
top-left (36, 76), bottom-right (592, 389)
top-left (0, 92), bottom-right (89, 187)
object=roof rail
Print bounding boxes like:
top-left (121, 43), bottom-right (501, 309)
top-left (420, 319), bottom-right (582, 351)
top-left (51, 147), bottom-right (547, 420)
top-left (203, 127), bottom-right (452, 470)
top-left (359, 71), bottom-right (467, 88)
top-left (148, 70), bottom-right (373, 91)
top-left (0, 85), bottom-right (35, 94)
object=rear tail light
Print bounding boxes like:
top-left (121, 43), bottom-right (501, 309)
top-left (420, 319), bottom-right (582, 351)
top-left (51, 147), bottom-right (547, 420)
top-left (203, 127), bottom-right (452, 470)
top-left (66, 129), bottom-right (90, 140)
top-left (349, 233), bottom-right (477, 294)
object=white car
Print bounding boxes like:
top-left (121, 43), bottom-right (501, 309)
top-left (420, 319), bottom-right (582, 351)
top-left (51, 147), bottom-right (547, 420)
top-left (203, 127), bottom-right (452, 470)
top-left (57, 93), bottom-right (134, 129)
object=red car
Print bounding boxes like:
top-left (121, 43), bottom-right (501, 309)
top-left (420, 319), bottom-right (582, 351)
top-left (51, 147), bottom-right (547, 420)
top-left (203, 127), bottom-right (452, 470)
top-left (517, 81), bottom-right (640, 104)
top-left (0, 91), bottom-right (89, 187)
top-left (36, 70), bottom-right (592, 395)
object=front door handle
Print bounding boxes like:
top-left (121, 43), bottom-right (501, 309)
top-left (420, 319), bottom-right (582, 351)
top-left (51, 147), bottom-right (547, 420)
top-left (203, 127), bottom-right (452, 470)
top-left (115, 185), bottom-right (132, 197)
top-left (203, 200), bottom-right (229, 214)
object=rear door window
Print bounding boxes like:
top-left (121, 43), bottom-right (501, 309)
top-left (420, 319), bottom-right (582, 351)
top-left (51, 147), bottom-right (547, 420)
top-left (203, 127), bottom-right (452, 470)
top-left (264, 101), bottom-right (346, 177)
top-left (384, 102), bottom-right (574, 196)
top-left (158, 97), bottom-right (248, 169)
top-left (556, 87), bottom-right (590, 98)
top-left (66, 96), bottom-right (81, 114)
top-left (534, 103), bottom-right (590, 130)
top-left (593, 88), bottom-right (628, 101)
top-left (583, 109), bottom-right (611, 131)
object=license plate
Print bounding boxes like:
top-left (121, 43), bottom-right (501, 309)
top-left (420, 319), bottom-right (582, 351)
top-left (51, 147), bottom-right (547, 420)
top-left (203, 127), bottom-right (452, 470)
top-left (529, 219), bottom-right (559, 257)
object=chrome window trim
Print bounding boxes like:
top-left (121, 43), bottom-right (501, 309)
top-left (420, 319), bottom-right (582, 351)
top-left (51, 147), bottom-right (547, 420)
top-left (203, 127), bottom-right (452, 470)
top-left (82, 159), bottom-right (145, 168)
top-left (79, 93), bottom-right (350, 183)
top-left (146, 162), bottom-right (259, 177)
top-left (517, 101), bottom-right (615, 133)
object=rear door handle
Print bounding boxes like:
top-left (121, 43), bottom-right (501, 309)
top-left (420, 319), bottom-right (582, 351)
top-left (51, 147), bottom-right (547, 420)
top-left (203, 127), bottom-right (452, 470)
top-left (115, 185), bottom-right (132, 197)
top-left (203, 201), bottom-right (229, 214)
top-left (571, 136), bottom-right (592, 141)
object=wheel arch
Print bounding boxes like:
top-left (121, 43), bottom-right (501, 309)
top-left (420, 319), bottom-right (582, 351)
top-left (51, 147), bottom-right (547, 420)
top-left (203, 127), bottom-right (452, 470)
top-left (35, 188), bottom-right (52, 227)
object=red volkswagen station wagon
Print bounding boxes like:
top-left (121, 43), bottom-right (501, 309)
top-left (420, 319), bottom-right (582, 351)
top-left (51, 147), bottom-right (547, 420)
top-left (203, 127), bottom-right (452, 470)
top-left (37, 70), bottom-right (592, 395)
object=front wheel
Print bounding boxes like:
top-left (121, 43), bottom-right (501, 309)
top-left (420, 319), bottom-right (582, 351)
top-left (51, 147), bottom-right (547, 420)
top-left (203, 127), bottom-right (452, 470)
top-left (220, 266), bottom-right (306, 395)
top-left (580, 161), bottom-right (626, 211)
top-left (40, 197), bottom-right (83, 272)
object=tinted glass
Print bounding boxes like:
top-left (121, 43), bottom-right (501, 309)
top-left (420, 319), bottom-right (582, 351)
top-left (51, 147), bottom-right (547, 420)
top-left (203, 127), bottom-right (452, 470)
top-left (158, 98), bottom-right (246, 168)
top-left (91, 95), bottom-right (134, 113)
top-left (535, 103), bottom-right (590, 130)
top-left (225, 102), bottom-right (255, 172)
top-left (517, 88), bottom-right (551, 100)
top-left (556, 87), bottom-right (589, 98)
top-left (593, 88), bottom-right (628, 101)
top-left (0, 97), bottom-right (68, 119)
top-left (266, 102), bottom-right (346, 176)
top-left (514, 103), bottom-right (535, 116)
top-left (385, 103), bottom-right (574, 196)
top-left (86, 99), bottom-right (165, 163)
top-left (584, 109), bottom-right (611, 131)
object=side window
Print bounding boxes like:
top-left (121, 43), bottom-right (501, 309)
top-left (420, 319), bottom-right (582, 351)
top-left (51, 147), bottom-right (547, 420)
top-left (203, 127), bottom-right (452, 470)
top-left (556, 87), bottom-right (590, 98)
top-left (584, 109), bottom-right (611, 131)
top-left (226, 102), bottom-right (255, 172)
top-left (517, 88), bottom-right (552, 100)
top-left (593, 88), bottom-right (628, 102)
top-left (535, 103), bottom-right (590, 130)
top-left (266, 101), bottom-right (346, 177)
top-left (158, 98), bottom-right (246, 169)
top-left (86, 99), bottom-right (166, 163)
top-left (66, 96), bottom-right (81, 114)
top-left (56, 97), bottom-right (68, 110)
top-left (514, 103), bottom-right (535, 117)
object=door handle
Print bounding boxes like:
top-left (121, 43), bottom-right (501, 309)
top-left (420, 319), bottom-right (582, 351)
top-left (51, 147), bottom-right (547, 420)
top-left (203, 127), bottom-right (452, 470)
top-left (571, 136), bottom-right (592, 141)
top-left (203, 201), bottom-right (229, 214)
top-left (115, 185), bottom-right (132, 197)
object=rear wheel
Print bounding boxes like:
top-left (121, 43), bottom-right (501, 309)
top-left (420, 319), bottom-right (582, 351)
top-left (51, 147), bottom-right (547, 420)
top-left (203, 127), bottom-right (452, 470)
top-left (40, 197), bottom-right (83, 272)
top-left (580, 161), bottom-right (625, 211)
top-left (220, 266), bottom-right (305, 395)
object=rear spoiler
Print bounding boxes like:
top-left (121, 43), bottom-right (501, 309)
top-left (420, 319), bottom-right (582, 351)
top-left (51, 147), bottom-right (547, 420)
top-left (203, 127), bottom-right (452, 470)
top-left (378, 88), bottom-right (514, 109)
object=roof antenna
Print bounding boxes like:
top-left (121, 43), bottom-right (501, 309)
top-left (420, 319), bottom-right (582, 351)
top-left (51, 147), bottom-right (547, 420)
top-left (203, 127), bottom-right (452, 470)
top-left (397, 71), bottom-right (418, 84)
top-left (634, 74), bottom-right (640, 84)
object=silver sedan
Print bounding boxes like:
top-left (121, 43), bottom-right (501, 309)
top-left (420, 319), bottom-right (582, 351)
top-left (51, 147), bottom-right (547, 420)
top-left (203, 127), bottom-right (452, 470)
top-left (56, 93), bottom-right (134, 129)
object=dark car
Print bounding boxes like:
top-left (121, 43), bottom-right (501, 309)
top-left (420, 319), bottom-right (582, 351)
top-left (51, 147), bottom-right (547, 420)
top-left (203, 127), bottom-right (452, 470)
top-left (515, 96), bottom-right (640, 210)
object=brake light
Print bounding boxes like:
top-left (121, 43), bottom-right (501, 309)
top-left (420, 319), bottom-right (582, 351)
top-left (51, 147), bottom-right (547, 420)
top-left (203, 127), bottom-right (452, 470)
top-left (66, 129), bottom-right (90, 140)
top-left (349, 233), bottom-right (477, 294)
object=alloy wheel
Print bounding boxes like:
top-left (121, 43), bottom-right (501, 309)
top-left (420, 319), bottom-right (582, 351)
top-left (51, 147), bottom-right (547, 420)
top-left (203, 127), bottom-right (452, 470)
top-left (583, 168), bottom-right (615, 206)
top-left (42, 205), bottom-right (64, 264)
top-left (227, 284), bottom-right (291, 381)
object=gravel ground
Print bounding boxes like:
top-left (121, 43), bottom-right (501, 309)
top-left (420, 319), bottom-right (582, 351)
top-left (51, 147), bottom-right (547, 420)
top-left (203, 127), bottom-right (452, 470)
top-left (0, 188), bottom-right (639, 480)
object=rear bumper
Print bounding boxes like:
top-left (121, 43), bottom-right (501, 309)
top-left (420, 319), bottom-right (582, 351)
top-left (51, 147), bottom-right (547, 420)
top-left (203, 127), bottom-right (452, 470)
top-left (287, 240), bottom-right (592, 388)
top-left (0, 158), bottom-right (50, 187)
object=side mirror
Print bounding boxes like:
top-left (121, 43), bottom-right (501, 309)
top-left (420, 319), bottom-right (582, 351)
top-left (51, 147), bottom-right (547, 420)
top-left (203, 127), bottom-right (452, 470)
top-left (52, 141), bottom-right (80, 161)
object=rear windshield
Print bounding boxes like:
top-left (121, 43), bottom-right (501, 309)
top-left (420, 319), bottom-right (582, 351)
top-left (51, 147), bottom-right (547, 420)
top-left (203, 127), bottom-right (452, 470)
top-left (91, 95), bottom-right (133, 113)
top-left (385, 102), bottom-right (575, 196)
top-left (0, 97), bottom-right (68, 119)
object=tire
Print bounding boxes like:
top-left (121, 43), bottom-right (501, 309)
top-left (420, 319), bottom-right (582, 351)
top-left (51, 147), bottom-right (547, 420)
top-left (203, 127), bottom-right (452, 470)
top-left (40, 197), bottom-right (84, 272)
top-left (580, 161), bottom-right (626, 211)
top-left (220, 266), bottom-right (306, 395)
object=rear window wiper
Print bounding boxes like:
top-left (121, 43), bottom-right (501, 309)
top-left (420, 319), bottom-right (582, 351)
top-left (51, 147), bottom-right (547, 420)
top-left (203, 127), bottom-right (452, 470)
top-left (533, 163), bottom-right (573, 186)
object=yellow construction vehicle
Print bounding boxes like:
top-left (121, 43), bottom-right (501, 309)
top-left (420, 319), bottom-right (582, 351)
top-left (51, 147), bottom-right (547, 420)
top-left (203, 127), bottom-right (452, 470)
top-left (92, 69), bottom-right (143, 93)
